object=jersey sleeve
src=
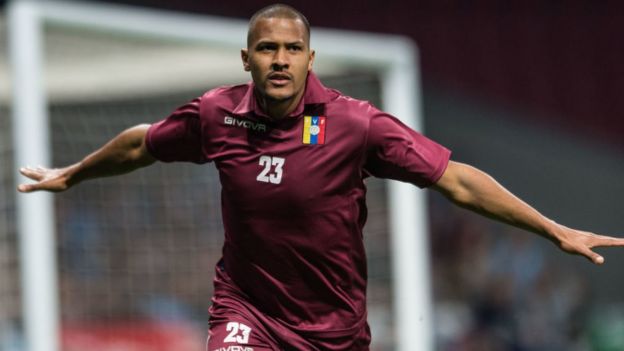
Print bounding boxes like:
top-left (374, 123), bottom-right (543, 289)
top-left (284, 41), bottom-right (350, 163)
top-left (364, 111), bottom-right (451, 188)
top-left (145, 97), bottom-right (209, 164)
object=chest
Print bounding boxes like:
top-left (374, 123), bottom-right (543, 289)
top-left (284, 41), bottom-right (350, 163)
top-left (204, 113), bottom-right (366, 210)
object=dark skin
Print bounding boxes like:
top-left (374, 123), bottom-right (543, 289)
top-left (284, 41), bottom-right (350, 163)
top-left (241, 17), bottom-right (315, 119)
top-left (18, 17), bottom-right (624, 264)
top-left (17, 124), bottom-right (155, 193)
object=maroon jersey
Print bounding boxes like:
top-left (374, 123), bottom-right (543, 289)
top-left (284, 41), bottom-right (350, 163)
top-left (146, 72), bottom-right (450, 350)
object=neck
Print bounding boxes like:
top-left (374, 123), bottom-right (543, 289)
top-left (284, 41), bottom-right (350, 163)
top-left (256, 89), bottom-right (305, 120)
top-left (261, 99), bottom-right (295, 119)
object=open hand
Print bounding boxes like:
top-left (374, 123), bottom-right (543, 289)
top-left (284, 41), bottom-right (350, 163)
top-left (554, 223), bottom-right (624, 265)
top-left (18, 165), bottom-right (72, 193)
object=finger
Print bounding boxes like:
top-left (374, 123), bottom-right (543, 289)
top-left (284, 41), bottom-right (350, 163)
top-left (17, 183), bottom-right (38, 193)
top-left (18, 181), bottom-right (59, 193)
top-left (19, 167), bottom-right (45, 181)
top-left (578, 246), bottom-right (604, 265)
top-left (593, 255), bottom-right (605, 265)
top-left (590, 235), bottom-right (624, 248)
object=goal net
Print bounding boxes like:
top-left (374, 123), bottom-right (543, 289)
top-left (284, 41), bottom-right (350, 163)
top-left (6, 1), bottom-right (429, 350)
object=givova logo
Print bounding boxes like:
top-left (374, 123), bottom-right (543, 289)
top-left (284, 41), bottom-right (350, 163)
top-left (211, 347), bottom-right (254, 351)
top-left (224, 116), bottom-right (267, 132)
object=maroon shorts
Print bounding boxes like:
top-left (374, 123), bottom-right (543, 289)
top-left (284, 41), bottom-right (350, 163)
top-left (208, 263), bottom-right (371, 351)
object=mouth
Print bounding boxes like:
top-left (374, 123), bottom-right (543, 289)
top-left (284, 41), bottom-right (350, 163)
top-left (268, 72), bottom-right (292, 86)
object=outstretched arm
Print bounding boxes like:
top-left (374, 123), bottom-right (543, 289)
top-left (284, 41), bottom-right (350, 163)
top-left (18, 124), bottom-right (156, 193)
top-left (432, 160), bottom-right (624, 264)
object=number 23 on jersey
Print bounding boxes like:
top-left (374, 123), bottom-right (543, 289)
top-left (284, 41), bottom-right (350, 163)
top-left (256, 156), bottom-right (285, 184)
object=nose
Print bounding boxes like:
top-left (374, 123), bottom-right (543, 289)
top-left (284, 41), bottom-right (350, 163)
top-left (272, 47), bottom-right (289, 70)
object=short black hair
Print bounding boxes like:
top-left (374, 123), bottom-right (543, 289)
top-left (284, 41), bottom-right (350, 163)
top-left (247, 4), bottom-right (310, 47)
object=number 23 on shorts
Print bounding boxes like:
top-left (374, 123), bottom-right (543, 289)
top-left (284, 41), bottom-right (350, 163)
top-left (208, 320), bottom-right (276, 351)
top-left (223, 322), bottom-right (252, 344)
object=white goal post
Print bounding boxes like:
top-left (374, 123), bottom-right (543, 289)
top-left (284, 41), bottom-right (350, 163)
top-left (8, 1), bottom-right (432, 350)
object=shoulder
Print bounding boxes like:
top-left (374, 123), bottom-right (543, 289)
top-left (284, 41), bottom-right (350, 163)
top-left (199, 83), bottom-right (249, 111)
top-left (326, 91), bottom-right (383, 126)
top-left (318, 91), bottom-right (384, 149)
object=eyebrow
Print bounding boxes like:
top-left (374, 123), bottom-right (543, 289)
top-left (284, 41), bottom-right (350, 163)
top-left (253, 40), bottom-right (306, 51)
top-left (255, 39), bottom-right (305, 45)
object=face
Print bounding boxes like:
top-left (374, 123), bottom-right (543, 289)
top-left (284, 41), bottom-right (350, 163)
top-left (242, 17), bottom-right (315, 106)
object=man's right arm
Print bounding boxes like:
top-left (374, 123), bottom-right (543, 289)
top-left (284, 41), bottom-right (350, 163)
top-left (18, 124), bottom-right (156, 193)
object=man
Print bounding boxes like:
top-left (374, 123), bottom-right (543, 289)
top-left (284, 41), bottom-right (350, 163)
top-left (18, 4), bottom-right (624, 351)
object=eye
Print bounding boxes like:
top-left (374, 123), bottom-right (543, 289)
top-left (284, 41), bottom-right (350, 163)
top-left (287, 44), bottom-right (303, 52)
top-left (256, 43), bottom-right (276, 52)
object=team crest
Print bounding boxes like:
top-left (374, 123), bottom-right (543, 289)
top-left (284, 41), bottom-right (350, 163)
top-left (302, 116), bottom-right (326, 145)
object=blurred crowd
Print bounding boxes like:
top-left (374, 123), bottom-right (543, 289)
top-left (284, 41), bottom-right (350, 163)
top-left (429, 191), bottom-right (604, 351)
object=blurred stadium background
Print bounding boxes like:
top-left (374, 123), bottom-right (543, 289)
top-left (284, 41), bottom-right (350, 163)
top-left (2, 1), bottom-right (624, 350)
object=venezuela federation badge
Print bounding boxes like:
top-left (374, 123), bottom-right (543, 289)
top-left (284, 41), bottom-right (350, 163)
top-left (302, 116), bottom-right (326, 145)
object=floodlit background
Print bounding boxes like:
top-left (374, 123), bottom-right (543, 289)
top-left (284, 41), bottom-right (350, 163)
top-left (2, 1), bottom-right (624, 350)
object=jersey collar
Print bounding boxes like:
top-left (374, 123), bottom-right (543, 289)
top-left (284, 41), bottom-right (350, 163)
top-left (233, 71), bottom-right (331, 118)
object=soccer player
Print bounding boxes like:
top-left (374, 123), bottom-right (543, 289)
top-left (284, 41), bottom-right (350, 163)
top-left (17, 4), bottom-right (624, 351)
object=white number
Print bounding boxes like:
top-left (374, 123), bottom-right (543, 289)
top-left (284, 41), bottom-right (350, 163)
top-left (269, 157), bottom-right (284, 184)
top-left (223, 322), bottom-right (251, 344)
top-left (237, 324), bottom-right (251, 344)
top-left (256, 156), bottom-right (284, 184)
top-left (256, 156), bottom-right (272, 183)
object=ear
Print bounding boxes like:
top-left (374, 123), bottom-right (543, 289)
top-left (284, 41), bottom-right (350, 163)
top-left (308, 49), bottom-right (315, 71)
top-left (241, 48), bottom-right (251, 72)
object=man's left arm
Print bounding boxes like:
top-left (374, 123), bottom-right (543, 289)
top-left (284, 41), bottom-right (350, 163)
top-left (432, 160), bottom-right (624, 264)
